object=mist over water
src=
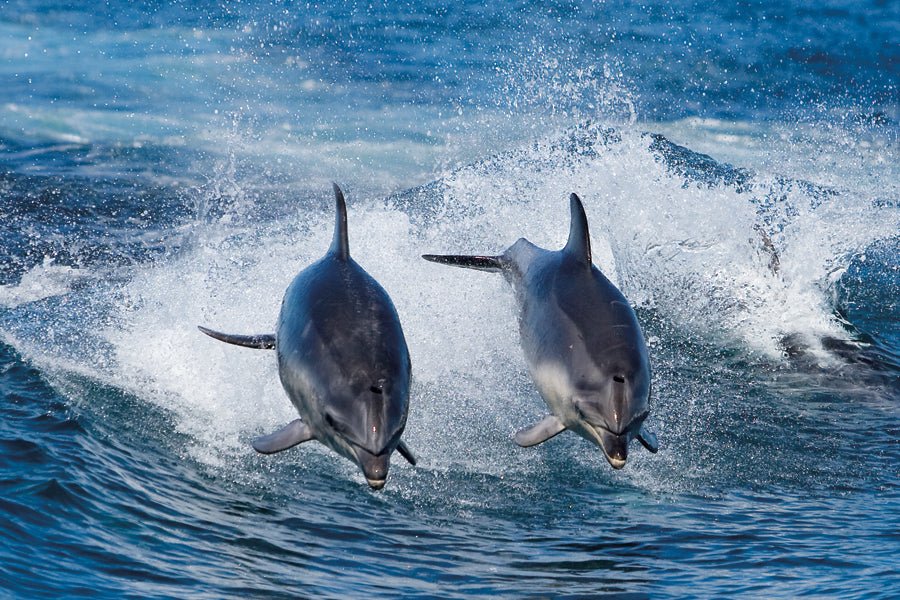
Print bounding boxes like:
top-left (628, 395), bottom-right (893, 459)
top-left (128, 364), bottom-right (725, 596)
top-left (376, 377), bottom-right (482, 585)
top-left (1, 1), bottom-right (898, 598)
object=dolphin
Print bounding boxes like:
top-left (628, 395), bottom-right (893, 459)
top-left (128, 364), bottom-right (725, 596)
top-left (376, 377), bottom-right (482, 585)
top-left (199, 184), bottom-right (416, 489)
top-left (423, 193), bottom-right (658, 469)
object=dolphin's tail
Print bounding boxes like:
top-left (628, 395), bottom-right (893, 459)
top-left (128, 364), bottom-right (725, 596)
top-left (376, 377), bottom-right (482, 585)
top-left (421, 254), bottom-right (504, 272)
top-left (197, 325), bottom-right (276, 349)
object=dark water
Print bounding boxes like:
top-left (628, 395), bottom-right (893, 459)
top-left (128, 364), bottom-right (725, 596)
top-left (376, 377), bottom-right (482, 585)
top-left (1, 1), bottom-right (898, 597)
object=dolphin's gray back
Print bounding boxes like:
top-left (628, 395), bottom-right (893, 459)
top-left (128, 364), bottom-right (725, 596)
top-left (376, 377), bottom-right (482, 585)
top-left (515, 250), bottom-right (649, 402)
top-left (558, 256), bottom-right (647, 376)
top-left (510, 192), bottom-right (647, 382)
top-left (276, 254), bottom-right (411, 454)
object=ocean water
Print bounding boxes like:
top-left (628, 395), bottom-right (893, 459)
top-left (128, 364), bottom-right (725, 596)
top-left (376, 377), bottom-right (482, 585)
top-left (1, 1), bottom-right (898, 597)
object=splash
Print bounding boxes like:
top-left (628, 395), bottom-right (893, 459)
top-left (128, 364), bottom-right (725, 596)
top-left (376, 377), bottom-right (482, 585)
top-left (400, 123), bottom-right (898, 362)
top-left (0, 257), bottom-right (87, 308)
top-left (2, 122), bottom-right (896, 490)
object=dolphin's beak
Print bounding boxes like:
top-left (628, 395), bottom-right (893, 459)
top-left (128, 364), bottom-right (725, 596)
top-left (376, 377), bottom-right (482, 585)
top-left (356, 449), bottom-right (390, 490)
top-left (366, 477), bottom-right (386, 490)
top-left (595, 427), bottom-right (629, 470)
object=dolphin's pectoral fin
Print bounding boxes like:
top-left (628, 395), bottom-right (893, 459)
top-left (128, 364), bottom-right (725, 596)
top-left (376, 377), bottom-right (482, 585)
top-left (252, 419), bottom-right (314, 454)
top-left (198, 326), bottom-right (276, 349)
top-left (421, 254), bottom-right (505, 273)
top-left (396, 440), bottom-right (417, 466)
top-left (514, 415), bottom-right (567, 447)
top-left (636, 427), bottom-right (659, 453)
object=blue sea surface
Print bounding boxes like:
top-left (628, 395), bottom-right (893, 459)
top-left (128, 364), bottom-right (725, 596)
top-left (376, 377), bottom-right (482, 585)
top-left (1, 1), bottom-right (898, 598)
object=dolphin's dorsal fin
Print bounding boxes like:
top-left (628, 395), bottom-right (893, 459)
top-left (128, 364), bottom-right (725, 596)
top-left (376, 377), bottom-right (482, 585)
top-left (563, 193), bottom-right (591, 265)
top-left (329, 182), bottom-right (350, 260)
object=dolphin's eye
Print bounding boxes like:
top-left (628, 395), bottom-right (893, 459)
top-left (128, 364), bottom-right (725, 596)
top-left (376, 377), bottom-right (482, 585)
top-left (370, 385), bottom-right (383, 394)
top-left (613, 375), bottom-right (626, 383)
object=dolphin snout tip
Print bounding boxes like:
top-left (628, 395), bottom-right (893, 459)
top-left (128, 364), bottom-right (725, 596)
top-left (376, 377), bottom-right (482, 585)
top-left (366, 478), bottom-right (387, 490)
top-left (597, 431), bottom-right (628, 469)
top-left (606, 455), bottom-right (627, 470)
top-left (359, 453), bottom-right (390, 489)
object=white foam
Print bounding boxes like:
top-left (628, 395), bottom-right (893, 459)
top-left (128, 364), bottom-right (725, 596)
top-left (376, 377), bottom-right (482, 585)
top-left (4, 122), bottom-right (895, 483)
top-left (0, 258), bottom-right (86, 308)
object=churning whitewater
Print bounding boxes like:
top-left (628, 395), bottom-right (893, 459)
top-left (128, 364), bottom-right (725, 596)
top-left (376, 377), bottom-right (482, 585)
top-left (0, 1), bottom-right (897, 598)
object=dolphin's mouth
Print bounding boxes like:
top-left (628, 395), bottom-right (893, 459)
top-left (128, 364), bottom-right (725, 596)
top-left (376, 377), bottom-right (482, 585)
top-left (591, 425), bottom-right (629, 470)
top-left (354, 446), bottom-right (391, 490)
top-left (604, 454), bottom-right (627, 470)
top-left (366, 478), bottom-right (387, 490)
